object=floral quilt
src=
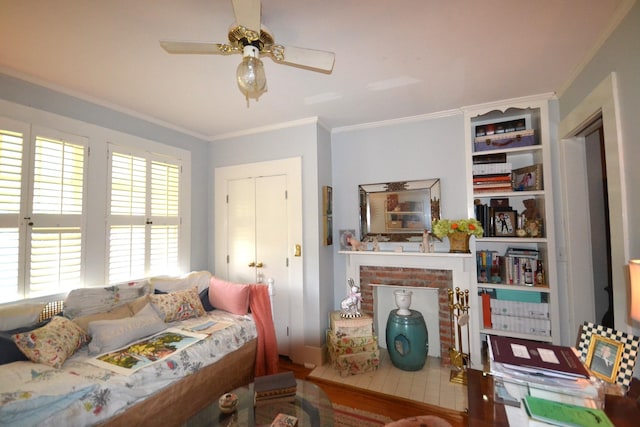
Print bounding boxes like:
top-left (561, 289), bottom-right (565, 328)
top-left (0, 310), bottom-right (257, 427)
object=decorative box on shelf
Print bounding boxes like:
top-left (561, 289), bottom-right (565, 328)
top-left (327, 311), bottom-right (379, 376)
top-left (474, 129), bottom-right (536, 152)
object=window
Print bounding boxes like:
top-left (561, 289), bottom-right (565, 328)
top-left (107, 146), bottom-right (181, 283)
top-left (0, 118), bottom-right (87, 303)
top-left (0, 107), bottom-right (191, 303)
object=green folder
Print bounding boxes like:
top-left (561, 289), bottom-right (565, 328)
top-left (523, 395), bottom-right (613, 427)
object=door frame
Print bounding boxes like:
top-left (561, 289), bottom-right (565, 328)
top-left (559, 73), bottom-right (629, 337)
top-left (214, 157), bottom-right (304, 360)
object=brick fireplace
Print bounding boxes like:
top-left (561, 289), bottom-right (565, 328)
top-left (359, 266), bottom-right (454, 365)
top-left (340, 251), bottom-right (474, 367)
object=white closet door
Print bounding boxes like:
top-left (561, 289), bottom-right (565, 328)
top-left (255, 175), bottom-right (289, 355)
top-left (227, 178), bottom-right (256, 284)
top-left (226, 174), bottom-right (291, 355)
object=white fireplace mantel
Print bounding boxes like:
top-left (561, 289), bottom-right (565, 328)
top-left (339, 250), bottom-right (473, 283)
top-left (339, 249), bottom-right (483, 367)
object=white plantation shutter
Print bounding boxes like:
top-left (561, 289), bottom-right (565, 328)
top-left (108, 152), bottom-right (147, 282)
top-left (108, 225), bottom-right (146, 283)
top-left (149, 160), bottom-right (180, 274)
top-left (0, 123), bottom-right (26, 301)
top-left (0, 119), bottom-right (86, 302)
top-left (27, 132), bottom-right (86, 297)
top-left (29, 228), bottom-right (82, 295)
top-left (107, 148), bottom-right (181, 282)
top-left (110, 153), bottom-right (146, 216)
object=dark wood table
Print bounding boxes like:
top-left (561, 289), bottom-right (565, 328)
top-left (467, 369), bottom-right (640, 427)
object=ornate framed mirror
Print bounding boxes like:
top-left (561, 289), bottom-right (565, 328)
top-left (359, 179), bottom-right (441, 242)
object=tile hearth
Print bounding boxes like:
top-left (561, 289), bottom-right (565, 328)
top-left (308, 349), bottom-right (468, 412)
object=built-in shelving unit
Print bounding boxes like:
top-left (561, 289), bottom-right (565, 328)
top-left (463, 94), bottom-right (560, 364)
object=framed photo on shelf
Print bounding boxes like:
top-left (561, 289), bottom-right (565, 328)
top-left (512, 164), bottom-right (543, 191)
top-left (493, 209), bottom-right (516, 237)
top-left (585, 334), bottom-right (624, 383)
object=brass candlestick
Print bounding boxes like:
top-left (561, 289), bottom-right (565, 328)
top-left (448, 287), bottom-right (470, 384)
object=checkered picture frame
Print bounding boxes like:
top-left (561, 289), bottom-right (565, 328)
top-left (577, 321), bottom-right (639, 387)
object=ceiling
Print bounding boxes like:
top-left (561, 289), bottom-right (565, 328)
top-left (0, 0), bottom-right (628, 140)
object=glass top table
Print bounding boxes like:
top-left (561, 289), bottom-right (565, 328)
top-left (187, 379), bottom-right (334, 427)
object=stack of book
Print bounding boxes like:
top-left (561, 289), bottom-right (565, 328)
top-left (254, 371), bottom-right (297, 406)
top-left (487, 336), bottom-right (604, 411)
top-left (503, 247), bottom-right (539, 286)
top-left (472, 153), bottom-right (513, 193)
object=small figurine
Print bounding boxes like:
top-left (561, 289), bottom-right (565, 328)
top-left (422, 229), bottom-right (431, 253)
top-left (346, 236), bottom-right (364, 251)
top-left (218, 392), bottom-right (238, 414)
top-left (372, 236), bottom-right (380, 252)
top-left (340, 279), bottom-right (362, 318)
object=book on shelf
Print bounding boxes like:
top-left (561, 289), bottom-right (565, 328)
top-left (472, 152), bottom-right (507, 164)
top-left (270, 413), bottom-right (299, 427)
top-left (254, 371), bottom-right (297, 399)
top-left (523, 395), bottom-right (614, 427)
top-left (473, 174), bottom-right (512, 183)
top-left (472, 162), bottom-right (512, 176)
top-left (505, 247), bottom-right (540, 258)
top-left (489, 336), bottom-right (590, 380)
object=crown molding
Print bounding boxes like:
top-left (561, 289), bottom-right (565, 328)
top-left (331, 109), bottom-right (461, 134)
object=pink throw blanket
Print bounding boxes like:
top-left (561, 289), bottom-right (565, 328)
top-left (249, 284), bottom-right (279, 376)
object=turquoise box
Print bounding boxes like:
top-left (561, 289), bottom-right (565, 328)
top-left (495, 288), bottom-right (542, 303)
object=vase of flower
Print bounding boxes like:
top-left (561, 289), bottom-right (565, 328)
top-left (448, 232), bottom-right (471, 253)
top-left (432, 218), bottom-right (483, 254)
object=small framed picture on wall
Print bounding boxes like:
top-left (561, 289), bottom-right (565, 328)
top-left (322, 186), bottom-right (332, 245)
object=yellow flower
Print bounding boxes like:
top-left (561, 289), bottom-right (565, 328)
top-left (432, 218), bottom-right (483, 238)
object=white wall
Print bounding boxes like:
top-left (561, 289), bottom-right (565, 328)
top-left (558, 1), bottom-right (640, 335)
top-left (208, 121), bottom-right (328, 350)
top-left (0, 73), bottom-right (211, 270)
top-left (330, 112), bottom-right (467, 307)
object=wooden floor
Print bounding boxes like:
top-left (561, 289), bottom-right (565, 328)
top-left (278, 357), bottom-right (467, 427)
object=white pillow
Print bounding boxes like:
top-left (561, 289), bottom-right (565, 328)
top-left (150, 271), bottom-right (212, 293)
top-left (0, 302), bottom-right (46, 330)
top-left (64, 279), bottom-right (152, 319)
top-left (87, 303), bottom-right (166, 355)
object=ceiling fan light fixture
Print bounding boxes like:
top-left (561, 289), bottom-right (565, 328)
top-left (236, 45), bottom-right (267, 101)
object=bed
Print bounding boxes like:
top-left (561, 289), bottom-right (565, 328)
top-left (0, 272), bottom-right (278, 427)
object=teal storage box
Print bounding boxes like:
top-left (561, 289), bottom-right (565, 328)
top-left (495, 289), bottom-right (542, 303)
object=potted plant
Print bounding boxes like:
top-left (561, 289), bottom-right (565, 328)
top-left (432, 218), bottom-right (483, 253)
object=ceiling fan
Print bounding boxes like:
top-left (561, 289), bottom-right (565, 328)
top-left (160, 0), bottom-right (335, 103)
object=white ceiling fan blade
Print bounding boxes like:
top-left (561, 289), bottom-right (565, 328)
top-left (275, 46), bottom-right (335, 72)
top-left (232, 0), bottom-right (261, 33)
top-left (160, 40), bottom-right (237, 55)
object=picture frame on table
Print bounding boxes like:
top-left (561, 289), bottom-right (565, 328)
top-left (512, 164), bottom-right (543, 191)
top-left (577, 321), bottom-right (640, 387)
top-left (493, 209), bottom-right (516, 237)
top-left (585, 334), bottom-right (624, 383)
